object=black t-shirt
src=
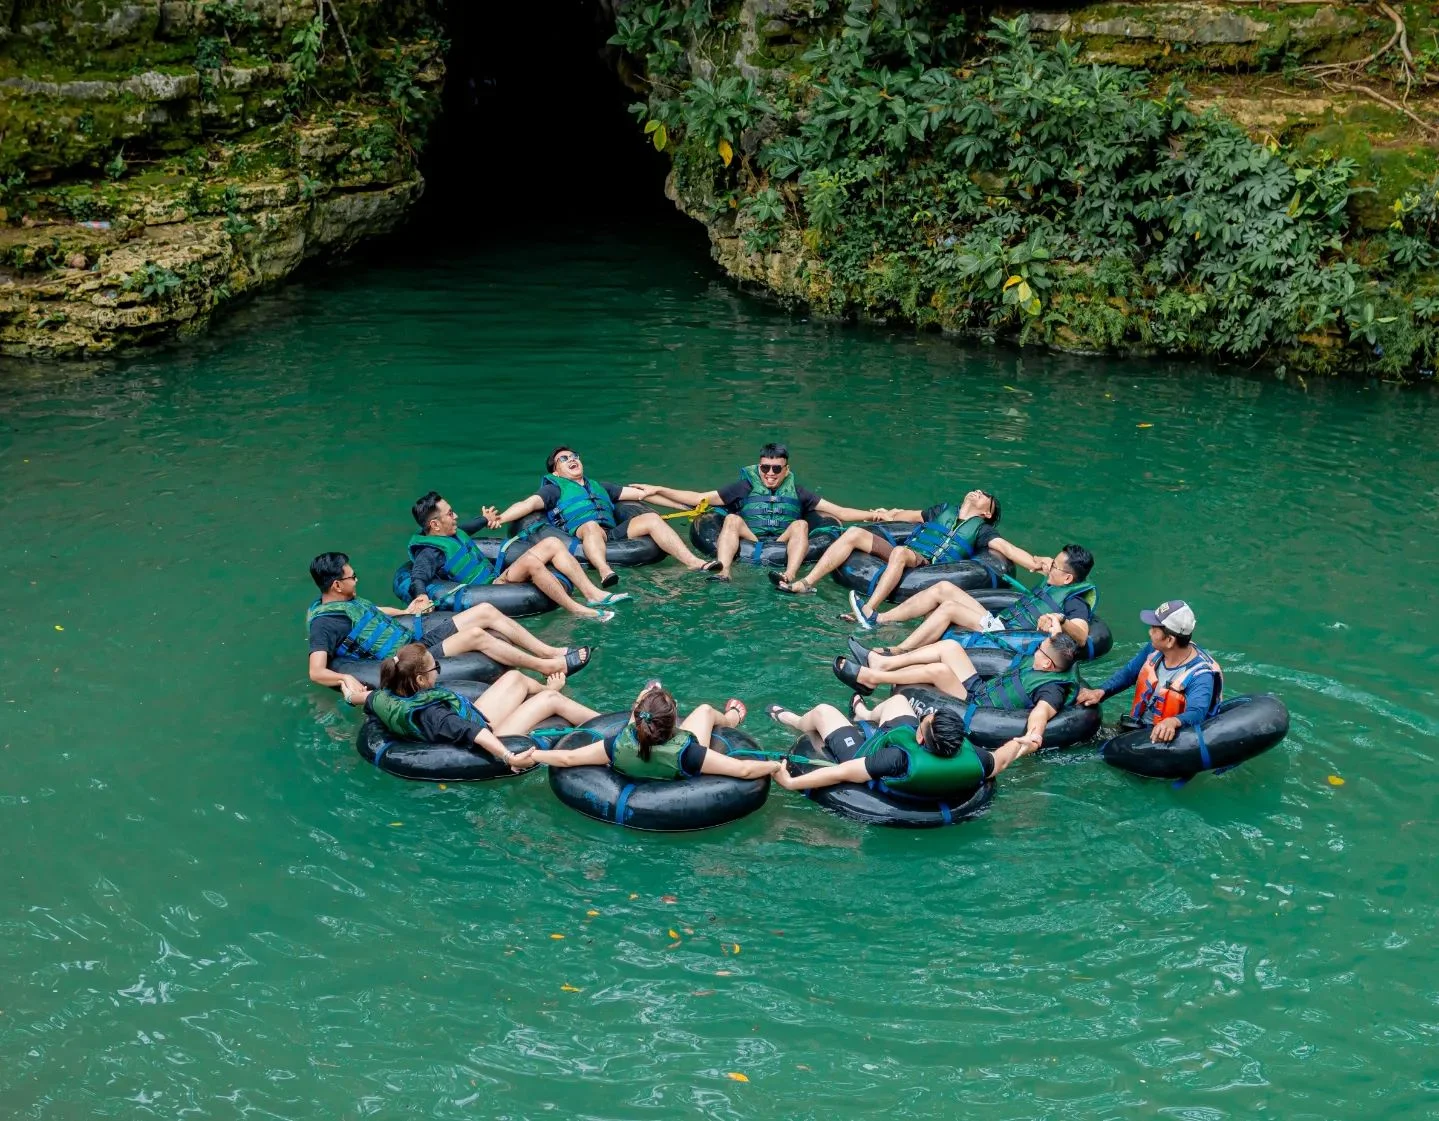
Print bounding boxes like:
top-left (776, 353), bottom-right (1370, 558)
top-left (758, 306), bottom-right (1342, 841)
top-left (409, 544), bottom-right (450, 592)
top-left (365, 693), bottom-right (487, 746)
top-left (717, 478), bottom-right (821, 517)
top-left (307, 605), bottom-right (418, 661)
top-left (537, 479), bottom-right (625, 519)
top-left (603, 731), bottom-right (708, 776)
top-left (918, 504), bottom-right (999, 553)
top-left (1029, 682), bottom-right (1070, 711)
top-left (858, 718), bottom-right (915, 780)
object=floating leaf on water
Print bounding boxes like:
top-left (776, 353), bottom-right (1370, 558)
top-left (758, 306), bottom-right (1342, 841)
top-left (550, 933), bottom-right (565, 940)
top-left (691, 989), bottom-right (715, 997)
top-left (668, 929), bottom-right (680, 940)
top-left (662, 894), bottom-right (678, 904)
top-left (54, 625), bottom-right (64, 631)
top-left (437, 784), bottom-right (447, 791)
top-left (726, 1072), bottom-right (749, 1082)
top-left (629, 893), bottom-right (639, 900)
top-left (796, 1064), bottom-right (811, 1071)
top-left (389, 821), bottom-right (403, 827)
top-left (561, 984), bottom-right (582, 992)
top-left (732, 943), bottom-right (741, 954)
top-left (586, 909), bottom-right (600, 917)
top-left (1328, 775), bottom-right (1345, 786)
top-left (715, 969), bottom-right (733, 976)
top-left (1137, 423), bottom-right (1153, 428)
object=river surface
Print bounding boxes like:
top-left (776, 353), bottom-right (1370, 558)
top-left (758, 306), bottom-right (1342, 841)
top-left (2, 224), bottom-right (1438, 1120)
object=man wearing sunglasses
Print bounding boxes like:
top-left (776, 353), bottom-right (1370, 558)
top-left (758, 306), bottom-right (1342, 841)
top-left (635, 442), bottom-right (883, 583)
top-left (306, 552), bottom-right (592, 697)
top-left (834, 632), bottom-right (1082, 752)
top-left (484, 447), bottom-right (717, 588)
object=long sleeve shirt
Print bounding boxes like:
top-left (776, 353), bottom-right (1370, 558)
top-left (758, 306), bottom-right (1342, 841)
top-left (1098, 643), bottom-right (1218, 728)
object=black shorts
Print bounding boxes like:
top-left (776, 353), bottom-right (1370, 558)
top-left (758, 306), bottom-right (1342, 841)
top-left (420, 614), bottom-right (457, 650)
top-left (823, 716), bottom-right (916, 762)
top-left (961, 673), bottom-right (983, 697)
top-left (605, 517), bottom-right (633, 543)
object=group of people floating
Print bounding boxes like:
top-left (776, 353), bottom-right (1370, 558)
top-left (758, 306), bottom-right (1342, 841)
top-left (304, 442), bottom-right (1229, 819)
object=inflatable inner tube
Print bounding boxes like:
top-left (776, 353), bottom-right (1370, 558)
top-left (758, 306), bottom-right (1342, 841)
top-left (896, 685), bottom-right (1102, 750)
top-left (1099, 693), bottom-right (1290, 780)
top-left (356, 716), bottom-right (546, 782)
top-left (332, 631), bottom-right (505, 689)
top-left (946, 588), bottom-right (1113, 668)
top-left (833, 523), bottom-right (1015, 601)
top-left (688, 509), bottom-right (842, 566)
top-left (784, 734), bottom-right (993, 828)
top-left (392, 560), bottom-right (558, 618)
top-left (546, 712), bottom-right (770, 831)
top-left (512, 502), bottom-right (663, 568)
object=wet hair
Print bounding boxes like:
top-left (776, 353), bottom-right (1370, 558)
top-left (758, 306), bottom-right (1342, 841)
top-left (546, 446), bottom-right (576, 472)
top-left (310, 552), bottom-right (349, 591)
top-left (759, 442), bottom-right (789, 462)
top-left (924, 709), bottom-right (967, 758)
top-left (1056, 544), bottom-right (1093, 581)
top-left (1043, 633), bottom-right (1080, 670)
top-left (412, 490), bottom-right (445, 530)
top-left (631, 686), bottom-right (679, 760)
top-left (379, 643), bottom-right (436, 697)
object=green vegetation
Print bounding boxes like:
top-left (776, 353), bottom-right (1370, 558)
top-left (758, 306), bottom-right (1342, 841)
top-left (614, 0), bottom-right (1438, 379)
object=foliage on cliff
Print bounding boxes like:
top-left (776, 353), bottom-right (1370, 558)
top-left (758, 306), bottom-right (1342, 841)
top-left (614, 0), bottom-right (1439, 379)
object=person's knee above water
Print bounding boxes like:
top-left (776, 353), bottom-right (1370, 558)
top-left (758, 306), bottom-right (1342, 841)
top-left (305, 552), bottom-right (593, 696)
top-left (409, 490), bottom-right (622, 619)
top-left (483, 446), bottom-right (715, 585)
top-left (1076, 600), bottom-right (1223, 744)
top-left (636, 442), bottom-right (882, 583)
top-left (529, 682), bottom-right (779, 780)
top-left (767, 694), bottom-right (1030, 797)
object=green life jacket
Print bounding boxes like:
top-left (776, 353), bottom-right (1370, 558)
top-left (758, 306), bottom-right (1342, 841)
top-left (609, 721), bottom-right (699, 781)
top-left (369, 687), bottom-right (485, 741)
top-left (856, 723), bottom-right (986, 799)
top-left (737, 465), bottom-right (803, 537)
top-left (971, 662), bottom-right (1078, 711)
top-left (408, 529), bottom-right (498, 588)
top-left (543, 473), bottom-right (618, 533)
top-left (306, 597), bottom-right (418, 661)
top-left (906, 505), bottom-right (988, 565)
top-left (999, 581), bottom-right (1099, 629)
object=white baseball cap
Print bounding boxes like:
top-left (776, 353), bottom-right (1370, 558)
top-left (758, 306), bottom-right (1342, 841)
top-left (1140, 599), bottom-right (1196, 636)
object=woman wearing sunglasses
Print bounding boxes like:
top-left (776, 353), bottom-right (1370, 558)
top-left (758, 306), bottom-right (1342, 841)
top-left (345, 643), bottom-right (599, 771)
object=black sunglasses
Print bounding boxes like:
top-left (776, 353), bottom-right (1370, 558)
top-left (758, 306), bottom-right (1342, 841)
top-left (421, 662), bottom-right (441, 677)
top-left (555, 453), bottom-right (579, 464)
top-left (340, 572), bottom-right (358, 581)
top-left (758, 462), bottom-right (786, 474)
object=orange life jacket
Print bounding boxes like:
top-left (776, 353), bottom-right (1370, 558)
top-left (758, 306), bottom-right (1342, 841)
top-left (1130, 646), bottom-right (1223, 723)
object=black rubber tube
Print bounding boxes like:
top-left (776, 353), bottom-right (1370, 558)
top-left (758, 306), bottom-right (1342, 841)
top-left (331, 629), bottom-right (505, 688)
top-left (511, 502), bottom-right (664, 567)
top-left (944, 589), bottom-right (1113, 662)
top-left (1099, 694), bottom-right (1290, 779)
top-left (785, 735), bottom-right (994, 828)
top-left (391, 561), bottom-right (558, 617)
top-left (832, 522), bottom-right (1015, 600)
top-left (545, 712), bottom-right (771, 831)
top-left (895, 685), bottom-right (1102, 749)
top-left (688, 510), bottom-right (842, 566)
top-left (355, 717), bottom-right (546, 782)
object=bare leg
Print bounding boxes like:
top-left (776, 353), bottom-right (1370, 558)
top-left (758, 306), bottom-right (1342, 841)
top-left (494, 690), bottom-right (600, 736)
top-left (504, 550), bottom-right (601, 619)
top-left (627, 512), bottom-right (706, 569)
top-left (780, 519), bottom-right (810, 582)
top-left (870, 640), bottom-right (965, 671)
top-left (715, 514), bottom-right (756, 579)
top-left (861, 545), bottom-right (922, 615)
top-left (774, 703), bottom-right (852, 751)
top-left (874, 580), bottom-right (974, 626)
top-left (679, 701), bottom-right (742, 750)
top-left (521, 536), bottom-right (608, 602)
top-left (855, 660), bottom-right (969, 699)
top-left (574, 522), bottom-right (615, 585)
top-left (854, 693), bottom-right (919, 723)
top-left (794, 526), bottom-right (887, 589)
top-left (892, 601), bottom-right (987, 653)
top-left (452, 602), bottom-right (565, 658)
top-left (472, 670), bottom-right (544, 724)
top-left (443, 628), bottom-right (567, 675)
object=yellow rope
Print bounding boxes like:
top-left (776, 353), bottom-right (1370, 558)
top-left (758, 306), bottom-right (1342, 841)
top-left (660, 497), bottom-right (711, 521)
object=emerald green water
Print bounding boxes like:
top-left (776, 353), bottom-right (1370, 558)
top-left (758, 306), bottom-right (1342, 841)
top-left (3, 227), bottom-right (1438, 1119)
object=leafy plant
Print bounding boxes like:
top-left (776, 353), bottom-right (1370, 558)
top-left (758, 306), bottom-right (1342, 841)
top-left (123, 263), bottom-right (183, 301)
top-left (284, 16), bottom-right (324, 111)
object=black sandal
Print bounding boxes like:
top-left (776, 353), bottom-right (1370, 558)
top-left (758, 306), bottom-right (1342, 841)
top-left (846, 636), bottom-right (875, 666)
top-left (832, 656), bottom-right (873, 696)
top-left (765, 703), bottom-right (791, 725)
top-left (600, 572), bottom-right (620, 589)
top-left (697, 560), bottom-right (722, 574)
top-left (563, 646), bottom-right (592, 676)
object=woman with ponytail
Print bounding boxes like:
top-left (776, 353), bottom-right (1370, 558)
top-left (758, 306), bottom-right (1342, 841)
top-left (530, 681), bottom-right (780, 781)
top-left (345, 643), bottom-right (598, 772)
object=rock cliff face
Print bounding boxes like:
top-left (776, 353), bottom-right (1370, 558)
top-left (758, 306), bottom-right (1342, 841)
top-left (0, 0), bottom-right (443, 355)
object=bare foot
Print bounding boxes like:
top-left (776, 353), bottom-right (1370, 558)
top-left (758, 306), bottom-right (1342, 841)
top-left (545, 670), bottom-right (568, 691)
top-left (723, 699), bottom-right (747, 727)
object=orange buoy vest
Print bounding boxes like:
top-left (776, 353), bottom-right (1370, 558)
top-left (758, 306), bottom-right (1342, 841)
top-left (1130, 646), bottom-right (1223, 723)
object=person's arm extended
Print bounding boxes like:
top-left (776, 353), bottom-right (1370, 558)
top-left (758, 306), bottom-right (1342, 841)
top-left (987, 536), bottom-right (1052, 575)
top-left (1023, 699), bottom-right (1057, 745)
top-left (1036, 611), bottom-right (1091, 646)
top-left (632, 484), bottom-right (721, 508)
top-left (528, 741), bottom-right (610, 768)
top-left (409, 546), bottom-right (444, 593)
top-left (474, 727), bottom-right (535, 770)
top-left (773, 756), bottom-right (872, 790)
top-left (813, 498), bottom-right (885, 522)
top-left (309, 650), bottom-right (364, 692)
top-left (875, 508), bottom-right (925, 522)
top-left (699, 750), bottom-right (781, 780)
top-left (987, 738), bottom-right (1028, 776)
top-left (485, 494), bottom-right (545, 527)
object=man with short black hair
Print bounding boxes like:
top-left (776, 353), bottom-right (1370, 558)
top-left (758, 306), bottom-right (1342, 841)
top-left (305, 552), bottom-right (591, 697)
top-left (408, 490), bottom-right (622, 620)
top-left (834, 633), bottom-right (1081, 750)
top-left (485, 447), bottom-right (716, 587)
top-left (1077, 599), bottom-right (1223, 743)
top-left (637, 442), bottom-right (881, 583)
top-left (862, 544), bottom-right (1098, 652)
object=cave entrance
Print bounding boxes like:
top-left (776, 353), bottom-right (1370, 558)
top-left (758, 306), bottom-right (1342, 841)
top-left (416, 0), bottom-right (674, 229)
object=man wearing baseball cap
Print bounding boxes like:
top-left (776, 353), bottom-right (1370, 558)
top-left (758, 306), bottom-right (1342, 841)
top-left (1076, 599), bottom-right (1223, 743)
